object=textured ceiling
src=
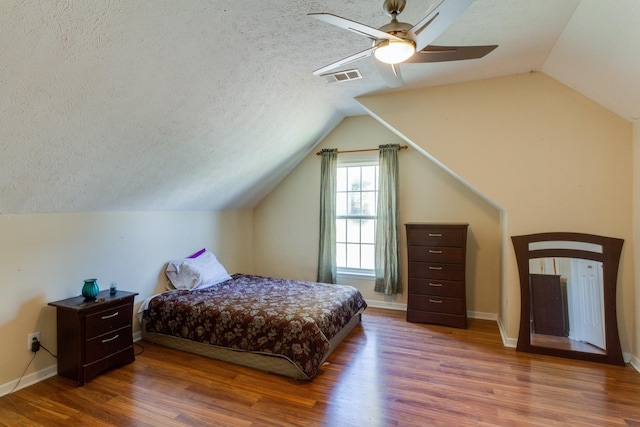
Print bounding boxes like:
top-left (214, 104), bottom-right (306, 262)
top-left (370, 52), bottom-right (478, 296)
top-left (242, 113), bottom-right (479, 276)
top-left (1, 0), bottom-right (639, 214)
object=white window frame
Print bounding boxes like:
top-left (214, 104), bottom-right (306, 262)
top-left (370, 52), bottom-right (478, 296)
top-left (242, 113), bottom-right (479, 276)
top-left (336, 160), bottom-right (378, 278)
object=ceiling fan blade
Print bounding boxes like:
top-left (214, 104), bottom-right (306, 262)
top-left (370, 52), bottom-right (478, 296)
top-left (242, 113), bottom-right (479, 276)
top-left (409, 0), bottom-right (473, 52)
top-left (309, 13), bottom-right (404, 42)
top-left (313, 46), bottom-right (376, 75)
top-left (404, 44), bottom-right (498, 63)
top-left (375, 61), bottom-right (404, 88)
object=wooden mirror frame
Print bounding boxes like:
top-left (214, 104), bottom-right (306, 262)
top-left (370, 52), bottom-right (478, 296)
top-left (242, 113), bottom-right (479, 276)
top-left (511, 232), bottom-right (624, 365)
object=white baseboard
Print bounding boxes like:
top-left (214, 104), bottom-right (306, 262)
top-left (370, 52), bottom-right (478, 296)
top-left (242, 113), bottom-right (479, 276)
top-left (365, 300), bottom-right (407, 311)
top-left (0, 363), bottom-right (57, 398)
top-left (497, 316), bottom-right (518, 348)
top-left (468, 311), bottom-right (497, 321)
top-left (628, 353), bottom-right (640, 373)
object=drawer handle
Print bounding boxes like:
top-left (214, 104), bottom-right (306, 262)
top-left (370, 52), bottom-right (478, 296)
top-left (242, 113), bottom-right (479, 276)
top-left (101, 311), bottom-right (119, 320)
top-left (429, 266), bottom-right (443, 270)
top-left (428, 283), bottom-right (443, 287)
top-left (428, 233), bottom-right (442, 237)
top-left (429, 299), bottom-right (443, 304)
top-left (428, 249), bottom-right (443, 254)
top-left (102, 334), bottom-right (119, 343)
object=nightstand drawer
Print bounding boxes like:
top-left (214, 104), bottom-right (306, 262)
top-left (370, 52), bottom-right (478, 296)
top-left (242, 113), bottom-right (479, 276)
top-left (85, 303), bottom-right (132, 339)
top-left (409, 278), bottom-right (464, 298)
top-left (408, 246), bottom-right (463, 264)
top-left (406, 227), bottom-right (465, 247)
top-left (85, 326), bottom-right (132, 364)
top-left (410, 262), bottom-right (464, 281)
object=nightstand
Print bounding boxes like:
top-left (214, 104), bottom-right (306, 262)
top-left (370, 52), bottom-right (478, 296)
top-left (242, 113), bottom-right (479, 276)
top-left (48, 290), bottom-right (138, 385)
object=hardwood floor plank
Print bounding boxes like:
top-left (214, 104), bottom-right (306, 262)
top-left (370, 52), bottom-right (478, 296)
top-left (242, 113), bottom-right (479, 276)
top-left (1, 307), bottom-right (639, 426)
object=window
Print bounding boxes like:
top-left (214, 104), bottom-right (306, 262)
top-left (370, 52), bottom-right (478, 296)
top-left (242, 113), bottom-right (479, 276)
top-left (336, 163), bottom-right (378, 275)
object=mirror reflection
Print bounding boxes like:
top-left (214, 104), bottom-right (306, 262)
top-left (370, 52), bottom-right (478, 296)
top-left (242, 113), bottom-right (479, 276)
top-left (528, 257), bottom-right (605, 355)
top-left (512, 231), bottom-right (624, 365)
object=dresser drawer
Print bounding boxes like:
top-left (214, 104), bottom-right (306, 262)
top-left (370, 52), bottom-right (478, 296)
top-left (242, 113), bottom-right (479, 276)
top-left (408, 278), bottom-right (464, 298)
top-left (410, 262), bottom-right (464, 281)
top-left (408, 246), bottom-right (463, 264)
top-left (406, 310), bottom-right (467, 329)
top-left (406, 227), bottom-right (465, 247)
top-left (408, 295), bottom-right (465, 315)
top-left (85, 326), bottom-right (132, 364)
top-left (85, 303), bottom-right (132, 339)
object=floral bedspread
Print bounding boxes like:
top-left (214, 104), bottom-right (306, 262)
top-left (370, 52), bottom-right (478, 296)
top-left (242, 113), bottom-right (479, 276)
top-left (143, 274), bottom-right (367, 378)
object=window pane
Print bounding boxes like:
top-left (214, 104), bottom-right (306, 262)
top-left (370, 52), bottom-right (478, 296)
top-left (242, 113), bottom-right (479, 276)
top-left (361, 191), bottom-right (376, 216)
top-left (346, 219), bottom-right (360, 243)
top-left (336, 218), bottom-right (346, 243)
top-left (346, 243), bottom-right (361, 269)
top-left (336, 192), bottom-right (347, 216)
top-left (361, 244), bottom-right (375, 270)
top-left (347, 167), bottom-right (361, 191)
top-left (336, 243), bottom-right (346, 268)
top-left (361, 219), bottom-right (375, 244)
top-left (347, 192), bottom-right (361, 215)
top-left (361, 166), bottom-right (376, 191)
top-left (336, 168), bottom-right (347, 192)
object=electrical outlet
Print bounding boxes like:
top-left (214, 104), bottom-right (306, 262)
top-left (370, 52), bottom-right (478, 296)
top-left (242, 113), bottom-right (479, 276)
top-left (28, 332), bottom-right (40, 350)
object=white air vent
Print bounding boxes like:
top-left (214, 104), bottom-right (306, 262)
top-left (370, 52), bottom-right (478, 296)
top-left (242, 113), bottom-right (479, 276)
top-left (322, 69), bottom-right (362, 83)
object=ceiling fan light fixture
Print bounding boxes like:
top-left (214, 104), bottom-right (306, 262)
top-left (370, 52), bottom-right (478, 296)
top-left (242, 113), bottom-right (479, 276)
top-left (374, 40), bottom-right (415, 64)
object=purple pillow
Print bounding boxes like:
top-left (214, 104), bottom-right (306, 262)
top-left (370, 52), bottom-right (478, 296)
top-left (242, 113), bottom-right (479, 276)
top-left (186, 248), bottom-right (206, 259)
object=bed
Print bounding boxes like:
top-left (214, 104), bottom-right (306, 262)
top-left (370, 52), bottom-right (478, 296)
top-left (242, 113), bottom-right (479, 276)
top-left (141, 272), bottom-right (367, 380)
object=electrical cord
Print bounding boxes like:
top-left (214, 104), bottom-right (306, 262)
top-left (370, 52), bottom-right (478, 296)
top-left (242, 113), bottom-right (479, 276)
top-left (9, 352), bottom-right (36, 395)
top-left (134, 341), bottom-right (145, 356)
top-left (39, 343), bottom-right (57, 358)
top-left (10, 341), bottom-right (56, 395)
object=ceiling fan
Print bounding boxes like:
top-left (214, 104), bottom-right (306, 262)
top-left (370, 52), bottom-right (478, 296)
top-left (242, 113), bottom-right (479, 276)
top-left (309, 0), bottom-right (497, 87)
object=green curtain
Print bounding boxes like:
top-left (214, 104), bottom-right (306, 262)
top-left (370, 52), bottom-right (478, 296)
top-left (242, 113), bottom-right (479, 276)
top-left (374, 144), bottom-right (401, 295)
top-left (317, 148), bottom-right (338, 284)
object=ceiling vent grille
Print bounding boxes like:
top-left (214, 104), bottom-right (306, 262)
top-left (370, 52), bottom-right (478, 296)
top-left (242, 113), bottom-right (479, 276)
top-left (322, 69), bottom-right (362, 83)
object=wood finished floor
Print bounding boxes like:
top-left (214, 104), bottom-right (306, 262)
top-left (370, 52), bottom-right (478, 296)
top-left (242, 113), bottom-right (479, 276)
top-left (2, 307), bottom-right (640, 426)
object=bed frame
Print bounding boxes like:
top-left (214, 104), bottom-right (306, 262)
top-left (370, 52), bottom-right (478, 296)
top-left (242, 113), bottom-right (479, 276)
top-left (141, 312), bottom-right (362, 380)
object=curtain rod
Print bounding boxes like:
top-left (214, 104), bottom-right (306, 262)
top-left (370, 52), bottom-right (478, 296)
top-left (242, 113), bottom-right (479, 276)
top-left (315, 145), bottom-right (408, 156)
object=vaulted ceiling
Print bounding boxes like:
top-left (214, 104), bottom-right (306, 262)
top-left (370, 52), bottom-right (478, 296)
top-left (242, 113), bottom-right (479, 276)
top-left (1, 0), bottom-right (639, 214)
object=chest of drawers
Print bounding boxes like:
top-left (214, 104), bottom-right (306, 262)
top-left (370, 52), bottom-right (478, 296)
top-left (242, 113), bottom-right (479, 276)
top-left (406, 223), bottom-right (468, 328)
top-left (49, 290), bottom-right (138, 385)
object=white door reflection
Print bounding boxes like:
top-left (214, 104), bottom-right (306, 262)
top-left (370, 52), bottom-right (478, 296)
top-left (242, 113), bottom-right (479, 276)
top-left (529, 257), bottom-right (605, 354)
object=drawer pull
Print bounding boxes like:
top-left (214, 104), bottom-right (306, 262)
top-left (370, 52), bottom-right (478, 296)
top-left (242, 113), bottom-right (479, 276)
top-left (429, 266), bottom-right (443, 270)
top-left (428, 233), bottom-right (443, 237)
top-left (102, 334), bottom-right (119, 343)
top-left (428, 249), bottom-right (443, 254)
top-left (429, 299), bottom-right (443, 304)
top-left (428, 283), bottom-right (443, 287)
top-left (101, 311), bottom-right (119, 320)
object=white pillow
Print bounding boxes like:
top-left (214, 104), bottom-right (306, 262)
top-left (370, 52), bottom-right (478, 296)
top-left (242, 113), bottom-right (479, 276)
top-left (165, 251), bottom-right (231, 290)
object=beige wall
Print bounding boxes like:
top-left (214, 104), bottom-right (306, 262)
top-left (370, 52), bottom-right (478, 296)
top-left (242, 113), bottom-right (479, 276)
top-left (253, 115), bottom-right (501, 316)
top-left (358, 72), bottom-right (634, 355)
top-left (634, 121), bottom-right (640, 366)
top-left (0, 210), bottom-right (253, 393)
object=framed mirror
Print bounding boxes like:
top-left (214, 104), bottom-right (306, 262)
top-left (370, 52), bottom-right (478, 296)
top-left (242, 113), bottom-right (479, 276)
top-left (511, 232), bottom-right (624, 365)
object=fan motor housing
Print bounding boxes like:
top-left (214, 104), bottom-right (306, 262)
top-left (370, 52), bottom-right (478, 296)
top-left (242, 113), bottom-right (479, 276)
top-left (377, 20), bottom-right (414, 43)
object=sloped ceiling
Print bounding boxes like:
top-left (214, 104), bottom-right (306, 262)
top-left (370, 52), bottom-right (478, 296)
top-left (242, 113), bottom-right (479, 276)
top-left (1, 0), bottom-right (639, 214)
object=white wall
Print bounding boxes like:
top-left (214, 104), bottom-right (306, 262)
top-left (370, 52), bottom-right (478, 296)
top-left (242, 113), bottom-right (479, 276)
top-left (358, 72), bottom-right (634, 354)
top-left (0, 210), bottom-right (253, 393)
top-left (253, 115), bottom-right (501, 315)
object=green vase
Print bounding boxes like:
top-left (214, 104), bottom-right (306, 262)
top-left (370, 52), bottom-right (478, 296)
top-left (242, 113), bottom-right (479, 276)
top-left (82, 278), bottom-right (99, 301)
